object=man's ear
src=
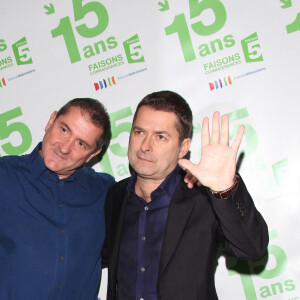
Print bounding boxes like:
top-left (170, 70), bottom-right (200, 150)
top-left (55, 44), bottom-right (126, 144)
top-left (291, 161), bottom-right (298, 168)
top-left (45, 111), bottom-right (58, 132)
top-left (179, 138), bottom-right (191, 159)
top-left (85, 148), bottom-right (102, 163)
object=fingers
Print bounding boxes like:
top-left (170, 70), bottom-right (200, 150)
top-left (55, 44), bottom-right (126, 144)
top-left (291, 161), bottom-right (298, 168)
top-left (178, 159), bottom-right (197, 177)
top-left (184, 171), bottom-right (199, 189)
top-left (220, 114), bottom-right (229, 145)
top-left (231, 125), bottom-right (245, 152)
top-left (211, 111), bottom-right (220, 144)
top-left (180, 160), bottom-right (201, 189)
top-left (201, 111), bottom-right (242, 150)
top-left (201, 117), bottom-right (210, 146)
top-left (178, 158), bottom-right (193, 172)
top-left (184, 170), bottom-right (193, 183)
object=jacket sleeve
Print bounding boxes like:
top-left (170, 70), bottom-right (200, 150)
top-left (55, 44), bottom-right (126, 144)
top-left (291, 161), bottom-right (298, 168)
top-left (101, 184), bottom-right (115, 269)
top-left (209, 174), bottom-right (269, 259)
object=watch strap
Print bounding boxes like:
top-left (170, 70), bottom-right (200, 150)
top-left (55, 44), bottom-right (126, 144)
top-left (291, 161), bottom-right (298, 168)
top-left (209, 175), bottom-right (239, 199)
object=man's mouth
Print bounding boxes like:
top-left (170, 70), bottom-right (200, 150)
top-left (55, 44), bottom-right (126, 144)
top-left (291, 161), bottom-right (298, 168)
top-left (137, 155), bottom-right (153, 163)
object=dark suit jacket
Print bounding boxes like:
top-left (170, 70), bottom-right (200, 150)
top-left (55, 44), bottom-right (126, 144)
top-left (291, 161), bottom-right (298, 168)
top-left (102, 174), bottom-right (268, 300)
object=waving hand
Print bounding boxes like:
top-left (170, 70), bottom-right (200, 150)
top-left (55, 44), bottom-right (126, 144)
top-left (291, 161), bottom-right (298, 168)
top-left (179, 111), bottom-right (245, 191)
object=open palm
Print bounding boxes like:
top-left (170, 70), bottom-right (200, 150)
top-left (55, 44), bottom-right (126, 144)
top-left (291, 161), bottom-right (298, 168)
top-left (179, 111), bottom-right (244, 191)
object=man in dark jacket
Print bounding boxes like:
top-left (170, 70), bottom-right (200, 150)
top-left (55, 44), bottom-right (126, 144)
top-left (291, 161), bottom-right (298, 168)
top-left (102, 90), bottom-right (268, 300)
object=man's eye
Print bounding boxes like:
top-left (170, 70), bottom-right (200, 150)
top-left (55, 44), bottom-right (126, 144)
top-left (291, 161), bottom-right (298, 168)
top-left (61, 127), bottom-right (68, 133)
top-left (158, 135), bottom-right (166, 140)
top-left (78, 141), bottom-right (86, 148)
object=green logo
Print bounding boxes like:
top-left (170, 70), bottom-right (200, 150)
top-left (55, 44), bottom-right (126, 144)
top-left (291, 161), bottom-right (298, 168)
top-left (203, 52), bottom-right (241, 74)
top-left (0, 39), bottom-right (7, 52)
top-left (165, 0), bottom-right (227, 62)
top-left (12, 37), bottom-right (33, 65)
top-left (272, 157), bottom-right (289, 186)
top-left (228, 230), bottom-right (297, 299)
top-left (0, 107), bottom-right (32, 156)
top-left (241, 32), bottom-right (263, 63)
top-left (88, 54), bottom-right (124, 75)
top-left (123, 34), bottom-right (145, 63)
top-left (51, 0), bottom-right (109, 63)
top-left (99, 106), bottom-right (133, 177)
top-left (0, 57), bottom-right (14, 71)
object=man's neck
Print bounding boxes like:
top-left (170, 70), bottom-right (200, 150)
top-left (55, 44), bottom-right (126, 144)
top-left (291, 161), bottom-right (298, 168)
top-left (135, 176), bottom-right (165, 203)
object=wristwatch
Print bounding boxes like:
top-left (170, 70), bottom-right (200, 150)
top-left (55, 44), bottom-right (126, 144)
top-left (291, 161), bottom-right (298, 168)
top-left (209, 175), bottom-right (239, 199)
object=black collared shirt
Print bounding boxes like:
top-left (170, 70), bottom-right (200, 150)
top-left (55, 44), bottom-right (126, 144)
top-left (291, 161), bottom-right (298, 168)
top-left (117, 166), bottom-right (182, 300)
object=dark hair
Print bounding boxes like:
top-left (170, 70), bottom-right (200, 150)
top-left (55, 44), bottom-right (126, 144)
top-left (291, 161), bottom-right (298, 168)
top-left (56, 98), bottom-right (111, 150)
top-left (133, 91), bottom-right (193, 142)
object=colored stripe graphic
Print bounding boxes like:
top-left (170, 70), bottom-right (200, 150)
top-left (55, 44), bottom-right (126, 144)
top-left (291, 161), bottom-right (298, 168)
top-left (94, 83), bottom-right (99, 91)
top-left (209, 76), bottom-right (232, 91)
top-left (0, 78), bottom-right (6, 88)
top-left (209, 82), bottom-right (215, 91)
top-left (94, 76), bottom-right (116, 91)
top-left (224, 77), bottom-right (228, 86)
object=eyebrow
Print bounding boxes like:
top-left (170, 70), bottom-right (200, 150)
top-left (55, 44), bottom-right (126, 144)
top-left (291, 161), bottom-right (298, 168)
top-left (61, 121), bottom-right (92, 149)
top-left (132, 125), bottom-right (171, 137)
top-left (61, 121), bottom-right (71, 133)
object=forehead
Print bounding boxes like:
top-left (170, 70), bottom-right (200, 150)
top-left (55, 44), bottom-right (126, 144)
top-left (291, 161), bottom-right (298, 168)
top-left (133, 106), bottom-right (179, 133)
top-left (56, 107), bottom-right (103, 139)
top-left (58, 106), bottom-right (88, 121)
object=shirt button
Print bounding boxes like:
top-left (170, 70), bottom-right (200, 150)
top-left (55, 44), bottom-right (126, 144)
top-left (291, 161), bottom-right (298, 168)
top-left (142, 236), bottom-right (146, 241)
top-left (60, 229), bottom-right (64, 234)
top-left (144, 206), bottom-right (149, 211)
top-left (60, 256), bottom-right (64, 261)
top-left (57, 180), bottom-right (60, 183)
top-left (141, 267), bottom-right (145, 272)
top-left (56, 284), bottom-right (60, 289)
top-left (58, 204), bottom-right (62, 208)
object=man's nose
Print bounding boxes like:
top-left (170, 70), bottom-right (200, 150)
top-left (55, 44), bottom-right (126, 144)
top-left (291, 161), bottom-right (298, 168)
top-left (140, 135), bottom-right (152, 153)
top-left (59, 140), bottom-right (72, 154)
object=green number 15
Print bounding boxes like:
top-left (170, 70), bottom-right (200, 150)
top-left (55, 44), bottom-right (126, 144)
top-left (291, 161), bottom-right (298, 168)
top-left (51, 0), bottom-right (109, 63)
top-left (165, 0), bottom-right (227, 62)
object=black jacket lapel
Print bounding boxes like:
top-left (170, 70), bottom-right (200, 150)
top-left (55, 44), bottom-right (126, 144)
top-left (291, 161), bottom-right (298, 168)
top-left (109, 179), bottom-right (130, 279)
top-left (158, 180), bottom-right (199, 279)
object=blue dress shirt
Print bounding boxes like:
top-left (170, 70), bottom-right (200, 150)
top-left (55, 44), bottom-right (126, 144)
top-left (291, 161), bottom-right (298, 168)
top-left (0, 143), bottom-right (115, 300)
top-left (116, 166), bottom-right (182, 300)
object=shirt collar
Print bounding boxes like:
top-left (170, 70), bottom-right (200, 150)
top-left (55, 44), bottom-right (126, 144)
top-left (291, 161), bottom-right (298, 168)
top-left (29, 142), bottom-right (90, 189)
top-left (127, 165), bottom-right (183, 201)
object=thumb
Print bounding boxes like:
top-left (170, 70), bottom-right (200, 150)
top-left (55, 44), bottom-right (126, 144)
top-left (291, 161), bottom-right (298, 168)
top-left (178, 158), bottom-right (198, 176)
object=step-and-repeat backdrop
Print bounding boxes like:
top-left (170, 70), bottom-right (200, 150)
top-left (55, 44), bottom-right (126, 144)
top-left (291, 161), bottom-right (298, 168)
top-left (1, 1), bottom-right (300, 299)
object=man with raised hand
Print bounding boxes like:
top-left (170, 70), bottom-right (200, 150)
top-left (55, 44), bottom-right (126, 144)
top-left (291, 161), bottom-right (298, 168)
top-left (0, 98), bottom-right (115, 299)
top-left (103, 90), bottom-right (268, 300)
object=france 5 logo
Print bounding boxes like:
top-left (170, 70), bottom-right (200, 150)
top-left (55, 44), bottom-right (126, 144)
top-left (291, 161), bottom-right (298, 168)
top-left (0, 37), bottom-right (33, 71)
